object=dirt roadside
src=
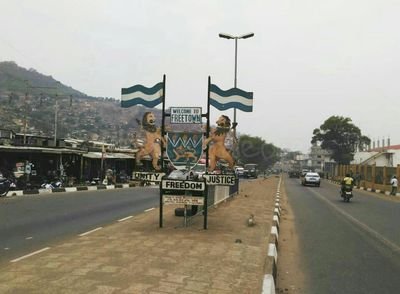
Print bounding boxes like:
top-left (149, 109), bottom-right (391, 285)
top-left (276, 179), bottom-right (307, 293)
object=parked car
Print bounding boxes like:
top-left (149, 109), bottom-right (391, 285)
top-left (243, 164), bottom-right (258, 178)
top-left (166, 169), bottom-right (191, 180)
top-left (192, 164), bottom-right (206, 179)
top-left (301, 172), bottom-right (321, 187)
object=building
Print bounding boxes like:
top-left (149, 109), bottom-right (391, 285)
top-left (352, 144), bottom-right (400, 167)
top-left (0, 130), bottom-right (137, 188)
top-left (309, 144), bottom-right (333, 173)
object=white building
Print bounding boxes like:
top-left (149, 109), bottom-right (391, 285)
top-left (352, 145), bottom-right (400, 167)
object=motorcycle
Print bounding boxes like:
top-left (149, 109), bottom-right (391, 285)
top-left (0, 178), bottom-right (11, 197)
top-left (341, 185), bottom-right (353, 202)
top-left (41, 180), bottom-right (63, 189)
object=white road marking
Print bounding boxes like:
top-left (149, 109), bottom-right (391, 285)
top-left (145, 208), bottom-right (155, 212)
top-left (4, 248), bottom-right (9, 250)
top-left (10, 247), bottom-right (50, 263)
top-left (118, 216), bottom-right (133, 222)
top-left (25, 237), bottom-right (33, 240)
top-left (79, 227), bottom-right (103, 237)
top-left (310, 188), bottom-right (400, 253)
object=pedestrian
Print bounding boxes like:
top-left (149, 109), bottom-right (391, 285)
top-left (390, 175), bottom-right (398, 196)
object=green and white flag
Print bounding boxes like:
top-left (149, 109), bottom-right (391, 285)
top-left (121, 82), bottom-right (164, 108)
top-left (209, 84), bottom-right (253, 112)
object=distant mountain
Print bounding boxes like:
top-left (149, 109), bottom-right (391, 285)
top-left (0, 61), bottom-right (159, 147)
top-left (0, 61), bottom-right (85, 97)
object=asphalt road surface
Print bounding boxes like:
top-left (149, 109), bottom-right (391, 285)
top-left (0, 186), bottom-right (159, 264)
top-left (285, 177), bottom-right (400, 294)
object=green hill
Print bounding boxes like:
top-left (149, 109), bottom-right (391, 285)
top-left (0, 61), bottom-right (158, 147)
top-left (0, 61), bottom-right (85, 97)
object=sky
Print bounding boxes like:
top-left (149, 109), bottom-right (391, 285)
top-left (1, 0), bottom-right (400, 153)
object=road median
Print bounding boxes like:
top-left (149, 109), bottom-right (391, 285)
top-left (0, 177), bottom-right (281, 293)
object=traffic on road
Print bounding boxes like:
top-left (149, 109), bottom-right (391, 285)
top-left (281, 175), bottom-right (400, 293)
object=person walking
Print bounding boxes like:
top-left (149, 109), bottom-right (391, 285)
top-left (390, 175), bottom-right (398, 196)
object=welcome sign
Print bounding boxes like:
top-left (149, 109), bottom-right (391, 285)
top-left (170, 107), bottom-right (202, 124)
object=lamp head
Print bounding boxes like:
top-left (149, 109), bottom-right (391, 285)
top-left (219, 33), bottom-right (235, 39)
top-left (239, 33), bottom-right (254, 39)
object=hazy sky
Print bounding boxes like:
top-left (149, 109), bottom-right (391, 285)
top-left (2, 0), bottom-right (399, 152)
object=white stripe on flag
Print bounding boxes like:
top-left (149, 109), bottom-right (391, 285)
top-left (121, 89), bottom-right (163, 102)
top-left (210, 92), bottom-right (253, 106)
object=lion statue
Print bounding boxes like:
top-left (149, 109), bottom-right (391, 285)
top-left (135, 112), bottom-right (165, 171)
top-left (203, 115), bottom-right (236, 172)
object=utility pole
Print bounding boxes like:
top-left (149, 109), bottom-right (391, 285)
top-left (24, 81), bottom-right (60, 144)
top-left (23, 92), bottom-right (28, 145)
top-left (54, 95), bottom-right (58, 146)
top-left (22, 80), bottom-right (30, 145)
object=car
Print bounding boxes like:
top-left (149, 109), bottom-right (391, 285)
top-left (192, 164), bottom-right (206, 179)
top-left (301, 172), bottom-right (321, 187)
top-left (166, 169), bottom-right (191, 180)
top-left (243, 164), bottom-right (258, 178)
top-left (235, 166), bottom-right (244, 177)
top-left (288, 171), bottom-right (300, 178)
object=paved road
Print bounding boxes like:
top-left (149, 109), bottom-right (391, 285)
top-left (0, 186), bottom-right (159, 263)
top-left (285, 177), bottom-right (400, 294)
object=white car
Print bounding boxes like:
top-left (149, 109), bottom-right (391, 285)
top-left (301, 172), bottom-right (321, 187)
top-left (235, 167), bottom-right (244, 177)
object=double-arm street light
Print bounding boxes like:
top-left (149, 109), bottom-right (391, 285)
top-left (218, 32), bottom-right (254, 140)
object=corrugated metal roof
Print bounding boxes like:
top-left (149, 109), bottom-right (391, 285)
top-left (0, 146), bottom-right (136, 159)
top-left (0, 145), bottom-right (85, 154)
top-left (83, 152), bottom-right (135, 159)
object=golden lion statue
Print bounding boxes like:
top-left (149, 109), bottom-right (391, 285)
top-left (203, 115), bottom-right (236, 172)
top-left (135, 112), bottom-right (165, 171)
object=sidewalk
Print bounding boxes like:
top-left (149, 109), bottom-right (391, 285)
top-left (0, 177), bottom-right (279, 294)
top-left (4, 182), bottom-right (140, 198)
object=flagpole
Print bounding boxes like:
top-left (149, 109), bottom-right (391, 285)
top-left (160, 74), bottom-right (166, 228)
top-left (161, 74), bottom-right (166, 172)
top-left (204, 76), bottom-right (211, 230)
top-left (206, 76), bottom-right (210, 173)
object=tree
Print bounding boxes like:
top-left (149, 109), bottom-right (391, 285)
top-left (282, 150), bottom-right (302, 161)
top-left (311, 116), bottom-right (370, 164)
top-left (238, 135), bottom-right (281, 170)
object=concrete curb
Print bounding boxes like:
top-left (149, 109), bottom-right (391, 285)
top-left (4, 183), bottom-right (139, 198)
top-left (262, 175), bottom-right (282, 294)
top-left (325, 179), bottom-right (399, 197)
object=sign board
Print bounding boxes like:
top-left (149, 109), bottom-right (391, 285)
top-left (161, 179), bottom-right (205, 191)
top-left (163, 195), bottom-right (204, 205)
top-left (203, 174), bottom-right (236, 186)
top-left (166, 132), bottom-right (203, 169)
top-left (170, 107), bottom-right (202, 124)
top-left (132, 172), bottom-right (165, 182)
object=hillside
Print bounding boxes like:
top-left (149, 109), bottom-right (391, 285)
top-left (0, 61), bottom-right (159, 146)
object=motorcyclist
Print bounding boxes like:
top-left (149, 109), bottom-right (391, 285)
top-left (341, 173), bottom-right (354, 196)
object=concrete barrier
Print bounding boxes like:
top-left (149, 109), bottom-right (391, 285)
top-left (4, 183), bottom-right (139, 198)
top-left (262, 175), bottom-right (282, 294)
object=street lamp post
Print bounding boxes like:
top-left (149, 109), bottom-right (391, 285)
top-left (218, 32), bottom-right (254, 138)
